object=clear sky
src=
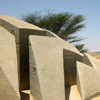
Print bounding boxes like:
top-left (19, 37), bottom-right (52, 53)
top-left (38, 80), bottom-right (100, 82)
top-left (0, 0), bottom-right (100, 52)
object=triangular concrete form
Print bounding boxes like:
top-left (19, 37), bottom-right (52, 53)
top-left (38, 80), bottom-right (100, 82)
top-left (0, 15), bottom-right (46, 90)
top-left (29, 36), bottom-right (65, 100)
top-left (83, 53), bottom-right (100, 76)
top-left (77, 61), bottom-right (100, 100)
top-left (0, 26), bottom-right (20, 99)
top-left (1, 16), bottom-right (100, 100)
top-left (0, 67), bottom-right (20, 100)
top-left (0, 15), bottom-right (83, 91)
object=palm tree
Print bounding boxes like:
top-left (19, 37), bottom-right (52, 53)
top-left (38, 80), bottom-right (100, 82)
top-left (23, 12), bottom-right (87, 52)
top-left (75, 44), bottom-right (88, 53)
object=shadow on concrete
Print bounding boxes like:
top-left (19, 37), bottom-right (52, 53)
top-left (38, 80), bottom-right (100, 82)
top-left (20, 92), bottom-right (30, 100)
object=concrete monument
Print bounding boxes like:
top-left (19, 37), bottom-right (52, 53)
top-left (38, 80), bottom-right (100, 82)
top-left (0, 16), bottom-right (100, 100)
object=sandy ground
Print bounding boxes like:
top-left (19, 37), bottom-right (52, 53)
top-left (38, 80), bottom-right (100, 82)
top-left (88, 52), bottom-right (100, 59)
top-left (22, 86), bottom-right (100, 100)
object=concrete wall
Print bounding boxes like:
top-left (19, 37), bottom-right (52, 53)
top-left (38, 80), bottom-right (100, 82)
top-left (0, 16), bottom-right (46, 91)
top-left (0, 16), bottom-right (100, 100)
top-left (29, 36), bottom-right (65, 100)
top-left (0, 26), bottom-right (20, 100)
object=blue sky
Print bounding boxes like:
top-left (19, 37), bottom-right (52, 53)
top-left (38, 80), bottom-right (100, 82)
top-left (0, 0), bottom-right (100, 52)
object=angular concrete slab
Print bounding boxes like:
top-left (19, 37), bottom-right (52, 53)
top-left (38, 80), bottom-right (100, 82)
top-left (0, 16), bottom-right (46, 91)
top-left (29, 36), bottom-right (65, 100)
top-left (0, 26), bottom-right (20, 99)
top-left (0, 15), bottom-right (44, 31)
top-left (0, 67), bottom-right (20, 100)
top-left (44, 29), bottom-right (83, 58)
top-left (77, 61), bottom-right (100, 100)
top-left (0, 16), bottom-right (83, 91)
top-left (44, 30), bottom-right (84, 86)
top-left (0, 16), bottom-right (87, 100)
top-left (83, 53), bottom-right (100, 73)
top-left (0, 16), bottom-right (100, 100)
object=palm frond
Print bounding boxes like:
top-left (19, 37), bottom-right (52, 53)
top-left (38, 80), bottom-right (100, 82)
top-left (23, 12), bottom-right (86, 45)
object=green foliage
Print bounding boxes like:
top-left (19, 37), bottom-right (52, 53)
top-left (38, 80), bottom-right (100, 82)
top-left (75, 44), bottom-right (88, 53)
top-left (23, 12), bottom-right (87, 52)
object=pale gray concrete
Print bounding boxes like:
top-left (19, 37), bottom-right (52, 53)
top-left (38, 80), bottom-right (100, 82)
top-left (29, 36), bottom-right (65, 100)
top-left (0, 15), bottom-right (46, 91)
top-left (0, 16), bottom-right (100, 100)
top-left (0, 26), bottom-right (20, 99)
top-left (77, 61), bottom-right (100, 100)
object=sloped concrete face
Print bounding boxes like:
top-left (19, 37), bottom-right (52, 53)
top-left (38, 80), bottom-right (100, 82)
top-left (29, 44), bottom-right (42, 100)
top-left (0, 26), bottom-right (20, 99)
top-left (77, 61), bottom-right (100, 100)
top-left (83, 53), bottom-right (100, 74)
top-left (0, 15), bottom-right (44, 31)
top-left (29, 36), bottom-right (65, 100)
top-left (0, 68), bottom-right (20, 100)
top-left (0, 16), bottom-right (100, 100)
top-left (0, 15), bottom-right (46, 91)
top-left (0, 15), bottom-right (83, 91)
top-left (29, 35), bottom-right (84, 100)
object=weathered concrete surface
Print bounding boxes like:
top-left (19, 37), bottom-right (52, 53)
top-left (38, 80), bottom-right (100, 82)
top-left (0, 26), bottom-right (20, 99)
top-left (0, 16), bottom-right (100, 100)
top-left (0, 15), bottom-right (48, 91)
top-left (29, 34), bottom-right (85, 100)
top-left (84, 53), bottom-right (100, 73)
top-left (46, 30), bottom-right (84, 86)
top-left (29, 36), bottom-right (65, 100)
top-left (0, 15), bottom-right (43, 31)
top-left (0, 15), bottom-right (55, 91)
top-left (77, 61), bottom-right (100, 100)
top-left (0, 16), bottom-right (44, 91)
top-left (0, 15), bottom-right (83, 91)
top-left (0, 68), bottom-right (20, 100)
